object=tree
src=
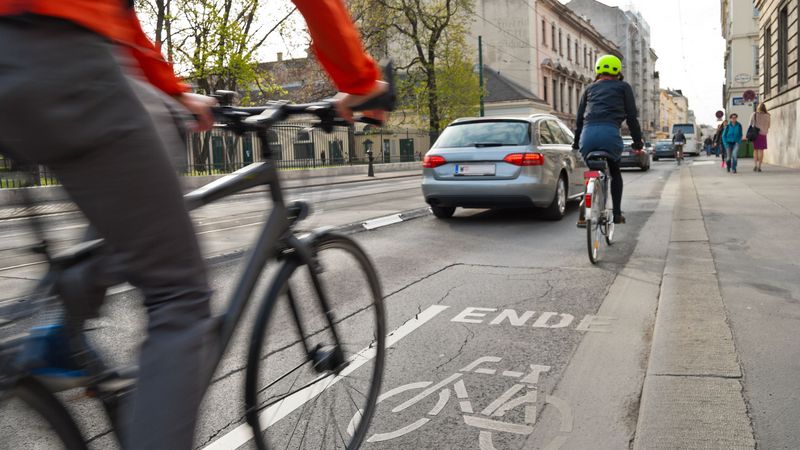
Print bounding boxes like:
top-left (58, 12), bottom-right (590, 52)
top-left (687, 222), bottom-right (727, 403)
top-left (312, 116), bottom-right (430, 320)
top-left (359, 0), bottom-right (479, 135)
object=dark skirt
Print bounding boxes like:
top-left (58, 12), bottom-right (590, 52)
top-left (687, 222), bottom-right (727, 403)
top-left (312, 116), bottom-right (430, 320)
top-left (754, 133), bottom-right (768, 150)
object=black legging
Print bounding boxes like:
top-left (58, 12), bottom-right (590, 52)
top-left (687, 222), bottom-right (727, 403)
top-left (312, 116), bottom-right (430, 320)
top-left (607, 158), bottom-right (623, 216)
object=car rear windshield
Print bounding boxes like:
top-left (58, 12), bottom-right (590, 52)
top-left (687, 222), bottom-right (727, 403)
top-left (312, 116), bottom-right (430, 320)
top-left (434, 121), bottom-right (530, 148)
top-left (656, 143), bottom-right (673, 149)
top-left (672, 124), bottom-right (695, 135)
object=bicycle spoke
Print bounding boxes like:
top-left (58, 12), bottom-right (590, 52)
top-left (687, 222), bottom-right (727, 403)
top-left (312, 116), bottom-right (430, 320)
top-left (258, 359), bottom-right (309, 397)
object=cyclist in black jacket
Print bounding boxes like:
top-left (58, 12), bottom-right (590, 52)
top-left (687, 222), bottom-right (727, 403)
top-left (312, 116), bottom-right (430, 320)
top-left (573, 54), bottom-right (643, 225)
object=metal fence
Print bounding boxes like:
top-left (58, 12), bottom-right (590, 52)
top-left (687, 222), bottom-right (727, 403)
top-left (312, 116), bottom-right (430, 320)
top-left (0, 121), bottom-right (430, 189)
top-left (0, 157), bottom-right (59, 188)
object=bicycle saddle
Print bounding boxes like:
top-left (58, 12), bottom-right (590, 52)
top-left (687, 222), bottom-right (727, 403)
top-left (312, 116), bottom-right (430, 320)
top-left (584, 151), bottom-right (616, 170)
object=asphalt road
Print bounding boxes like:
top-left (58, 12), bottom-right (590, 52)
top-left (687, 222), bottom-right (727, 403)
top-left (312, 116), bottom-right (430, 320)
top-left (1, 161), bottom-right (679, 449)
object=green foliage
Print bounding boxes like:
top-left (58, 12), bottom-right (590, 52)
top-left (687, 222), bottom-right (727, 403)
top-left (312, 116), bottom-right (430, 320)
top-left (399, 32), bottom-right (480, 130)
top-left (366, 0), bottom-right (479, 133)
top-left (137, 0), bottom-right (289, 104)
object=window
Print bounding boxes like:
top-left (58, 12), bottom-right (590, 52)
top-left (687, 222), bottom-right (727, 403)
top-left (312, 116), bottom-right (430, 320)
top-left (552, 24), bottom-right (557, 51)
top-left (559, 30), bottom-right (563, 56)
top-left (560, 82), bottom-right (565, 112)
top-left (538, 121), bottom-right (556, 144)
top-left (434, 121), bottom-right (531, 148)
top-left (754, 44), bottom-right (759, 76)
top-left (553, 79), bottom-right (558, 112)
top-left (584, 45), bottom-right (588, 68)
top-left (542, 19), bottom-right (547, 46)
top-left (546, 121), bottom-right (572, 145)
top-left (568, 85), bottom-right (573, 114)
top-left (778, 4), bottom-right (789, 88)
top-left (543, 76), bottom-right (549, 103)
top-left (567, 36), bottom-right (572, 60)
top-left (765, 25), bottom-right (772, 94)
top-left (575, 42), bottom-right (579, 63)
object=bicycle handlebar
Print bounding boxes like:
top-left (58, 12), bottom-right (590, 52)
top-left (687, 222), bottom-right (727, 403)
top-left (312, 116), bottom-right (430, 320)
top-left (211, 61), bottom-right (395, 132)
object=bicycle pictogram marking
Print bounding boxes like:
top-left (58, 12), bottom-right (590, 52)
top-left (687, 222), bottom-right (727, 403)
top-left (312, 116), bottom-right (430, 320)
top-left (347, 356), bottom-right (573, 449)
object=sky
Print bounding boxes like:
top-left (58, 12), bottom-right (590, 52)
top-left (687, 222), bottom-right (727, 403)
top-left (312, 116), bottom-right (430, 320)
top-left (560, 0), bottom-right (727, 126)
top-left (263, 0), bottom-right (726, 127)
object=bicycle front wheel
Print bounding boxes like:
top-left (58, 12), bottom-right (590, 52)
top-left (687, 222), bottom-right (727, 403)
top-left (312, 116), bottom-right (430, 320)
top-left (245, 232), bottom-right (386, 449)
top-left (0, 376), bottom-right (87, 450)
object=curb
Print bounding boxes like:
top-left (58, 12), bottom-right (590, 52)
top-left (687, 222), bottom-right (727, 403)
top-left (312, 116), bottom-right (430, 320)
top-left (207, 206), bottom-right (432, 266)
top-left (632, 168), bottom-right (755, 449)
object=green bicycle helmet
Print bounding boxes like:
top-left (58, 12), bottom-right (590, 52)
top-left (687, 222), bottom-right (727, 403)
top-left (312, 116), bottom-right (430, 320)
top-left (595, 54), bottom-right (622, 76)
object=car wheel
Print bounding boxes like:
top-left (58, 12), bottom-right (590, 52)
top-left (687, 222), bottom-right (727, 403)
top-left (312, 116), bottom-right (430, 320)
top-left (542, 175), bottom-right (567, 221)
top-left (431, 205), bottom-right (456, 219)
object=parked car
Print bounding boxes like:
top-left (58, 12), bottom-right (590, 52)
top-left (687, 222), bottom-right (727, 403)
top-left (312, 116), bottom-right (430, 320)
top-left (653, 140), bottom-right (676, 160)
top-left (421, 115), bottom-right (586, 220)
top-left (619, 136), bottom-right (650, 171)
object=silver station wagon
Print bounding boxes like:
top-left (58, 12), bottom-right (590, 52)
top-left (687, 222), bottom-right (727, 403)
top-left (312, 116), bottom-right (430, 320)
top-left (422, 115), bottom-right (587, 220)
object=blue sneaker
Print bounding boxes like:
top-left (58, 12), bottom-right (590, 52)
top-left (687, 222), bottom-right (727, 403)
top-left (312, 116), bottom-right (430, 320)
top-left (16, 324), bottom-right (104, 391)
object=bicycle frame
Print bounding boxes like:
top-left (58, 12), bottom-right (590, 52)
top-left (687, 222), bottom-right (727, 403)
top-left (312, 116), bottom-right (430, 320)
top-left (182, 126), bottom-right (340, 391)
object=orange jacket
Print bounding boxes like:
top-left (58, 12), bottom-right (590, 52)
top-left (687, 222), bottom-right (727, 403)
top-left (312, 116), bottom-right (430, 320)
top-left (0, 0), bottom-right (378, 96)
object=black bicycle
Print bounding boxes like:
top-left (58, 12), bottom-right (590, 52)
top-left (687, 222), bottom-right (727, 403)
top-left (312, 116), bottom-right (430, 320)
top-left (582, 151), bottom-right (616, 264)
top-left (0, 73), bottom-right (395, 449)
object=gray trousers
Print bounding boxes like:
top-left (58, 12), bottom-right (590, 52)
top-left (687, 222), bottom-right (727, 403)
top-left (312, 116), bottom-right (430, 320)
top-left (0, 16), bottom-right (213, 449)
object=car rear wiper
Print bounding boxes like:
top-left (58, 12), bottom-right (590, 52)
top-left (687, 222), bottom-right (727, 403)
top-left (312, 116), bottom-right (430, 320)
top-left (473, 142), bottom-right (504, 147)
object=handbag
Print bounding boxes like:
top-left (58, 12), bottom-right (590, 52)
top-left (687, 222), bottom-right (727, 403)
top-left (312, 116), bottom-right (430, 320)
top-left (746, 125), bottom-right (760, 142)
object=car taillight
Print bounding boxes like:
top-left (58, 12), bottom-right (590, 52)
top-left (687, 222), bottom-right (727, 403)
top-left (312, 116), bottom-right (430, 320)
top-left (632, 149), bottom-right (644, 155)
top-left (423, 155), bottom-right (446, 168)
top-left (503, 153), bottom-right (544, 166)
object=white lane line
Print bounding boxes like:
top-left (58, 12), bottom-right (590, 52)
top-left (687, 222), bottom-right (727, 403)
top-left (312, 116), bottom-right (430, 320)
top-left (362, 214), bottom-right (403, 230)
top-left (202, 304), bottom-right (450, 450)
top-left (692, 161), bottom-right (716, 166)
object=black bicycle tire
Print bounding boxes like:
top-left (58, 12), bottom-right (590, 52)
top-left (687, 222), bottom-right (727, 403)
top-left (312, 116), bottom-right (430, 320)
top-left (244, 232), bottom-right (386, 450)
top-left (7, 377), bottom-right (87, 450)
top-left (586, 180), bottom-right (603, 265)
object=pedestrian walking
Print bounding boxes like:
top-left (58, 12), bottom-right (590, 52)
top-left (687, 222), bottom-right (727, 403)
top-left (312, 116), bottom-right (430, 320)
top-left (722, 113), bottom-right (744, 174)
top-left (748, 103), bottom-right (771, 172)
top-left (321, 150), bottom-right (327, 165)
top-left (713, 120), bottom-right (727, 161)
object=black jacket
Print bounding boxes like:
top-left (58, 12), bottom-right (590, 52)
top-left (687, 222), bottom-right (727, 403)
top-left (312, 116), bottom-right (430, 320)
top-left (573, 79), bottom-right (643, 148)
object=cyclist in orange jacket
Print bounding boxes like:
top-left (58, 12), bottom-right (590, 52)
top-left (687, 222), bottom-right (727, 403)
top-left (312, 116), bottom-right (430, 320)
top-left (0, 1), bottom-right (384, 448)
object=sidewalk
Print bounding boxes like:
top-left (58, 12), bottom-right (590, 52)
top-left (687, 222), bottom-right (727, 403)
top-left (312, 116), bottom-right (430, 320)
top-left (0, 167), bottom-right (421, 220)
top-left (635, 156), bottom-right (800, 448)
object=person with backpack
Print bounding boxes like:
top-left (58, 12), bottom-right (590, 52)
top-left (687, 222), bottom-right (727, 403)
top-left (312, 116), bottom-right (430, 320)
top-left (573, 54), bottom-right (644, 226)
top-left (722, 113), bottom-right (744, 174)
top-left (672, 129), bottom-right (686, 164)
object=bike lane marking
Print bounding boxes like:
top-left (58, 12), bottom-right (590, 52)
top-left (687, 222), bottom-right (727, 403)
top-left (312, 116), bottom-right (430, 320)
top-left (201, 304), bottom-right (450, 450)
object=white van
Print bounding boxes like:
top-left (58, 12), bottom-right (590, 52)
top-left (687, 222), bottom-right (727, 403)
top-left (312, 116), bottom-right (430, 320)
top-left (671, 123), bottom-right (700, 156)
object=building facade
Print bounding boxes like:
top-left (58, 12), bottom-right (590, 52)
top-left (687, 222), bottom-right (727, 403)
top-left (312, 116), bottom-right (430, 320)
top-left (658, 89), bottom-right (690, 139)
top-left (721, 0), bottom-right (761, 122)
top-left (753, 0), bottom-right (800, 167)
top-left (565, 0), bottom-right (660, 140)
top-left (470, 0), bottom-right (621, 128)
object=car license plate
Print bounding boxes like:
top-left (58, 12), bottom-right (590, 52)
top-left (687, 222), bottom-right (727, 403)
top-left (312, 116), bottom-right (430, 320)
top-left (621, 151), bottom-right (630, 156)
top-left (454, 164), bottom-right (495, 176)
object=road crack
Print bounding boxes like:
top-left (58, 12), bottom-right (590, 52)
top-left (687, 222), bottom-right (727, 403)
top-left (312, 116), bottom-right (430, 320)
top-left (433, 323), bottom-right (475, 372)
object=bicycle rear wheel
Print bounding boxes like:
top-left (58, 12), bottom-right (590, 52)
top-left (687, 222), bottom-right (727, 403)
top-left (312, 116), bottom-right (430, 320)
top-left (0, 376), bottom-right (86, 450)
top-left (586, 179), bottom-right (605, 264)
top-left (245, 232), bottom-right (386, 449)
